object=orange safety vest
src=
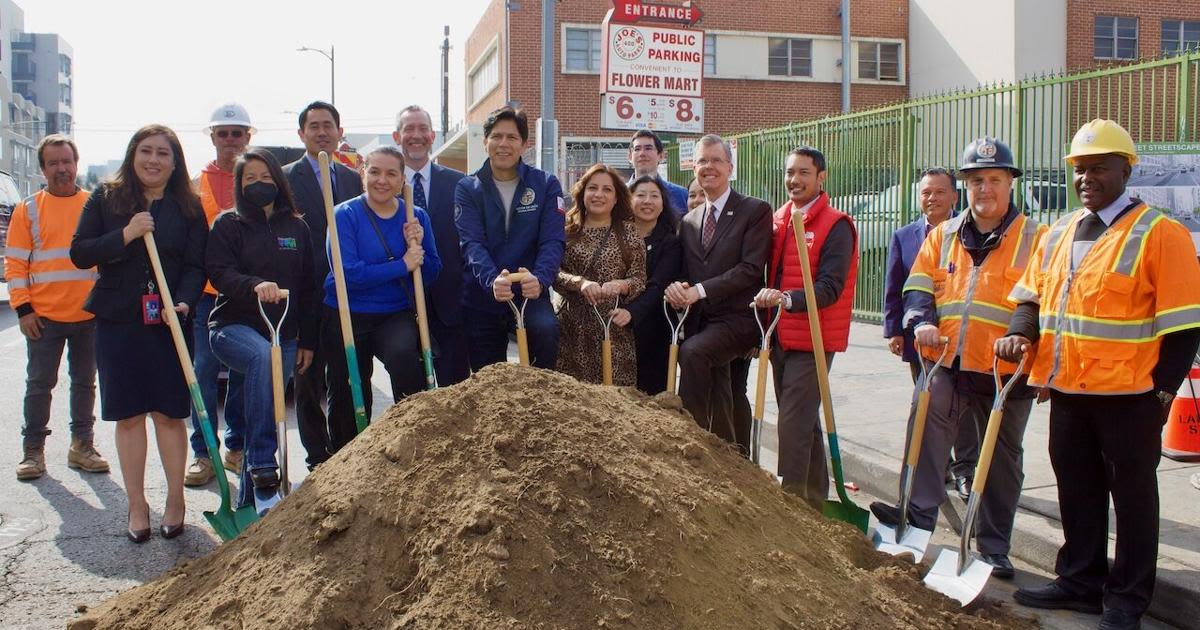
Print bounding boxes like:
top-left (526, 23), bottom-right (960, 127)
top-left (3, 190), bottom-right (97, 322)
top-left (1008, 203), bottom-right (1200, 394)
top-left (904, 211), bottom-right (1045, 375)
top-left (197, 171), bottom-right (229, 296)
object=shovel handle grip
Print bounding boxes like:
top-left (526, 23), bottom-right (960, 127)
top-left (515, 328), bottom-right (530, 366)
top-left (666, 344), bottom-right (679, 394)
top-left (905, 391), bottom-right (931, 467)
top-left (601, 339), bottom-right (613, 385)
top-left (971, 408), bottom-right (1005, 495)
top-left (753, 348), bottom-right (770, 421)
top-left (505, 271), bottom-right (531, 283)
top-left (271, 345), bottom-right (285, 424)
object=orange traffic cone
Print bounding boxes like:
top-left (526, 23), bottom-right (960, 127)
top-left (1163, 367), bottom-right (1200, 462)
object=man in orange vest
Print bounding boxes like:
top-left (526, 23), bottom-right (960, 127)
top-left (871, 137), bottom-right (1045, 579)
top-left (1000, 120), bottom-right (1200, 630)
top-left (184, 102), bottom-right (254, 486)
top-left (753, 146), bottom-right (858, 511)
top-left (6, 135), bottom-right (108, 480)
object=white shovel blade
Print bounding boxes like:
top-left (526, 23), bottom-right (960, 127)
top-left (871, 523), bottom-right (932, 563)
top-left (923, 549), bottom-right (992, 606)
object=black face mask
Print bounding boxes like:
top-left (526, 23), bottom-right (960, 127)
top-left (243, 182), bottom-right (278, 208)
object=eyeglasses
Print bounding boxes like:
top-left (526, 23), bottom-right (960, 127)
top-left (215, 129), bottom-right (246, 139)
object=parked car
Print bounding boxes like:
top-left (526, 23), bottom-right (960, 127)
top-left (0, 171), bottom-right (23, 281)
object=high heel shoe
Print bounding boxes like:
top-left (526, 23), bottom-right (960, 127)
top-left (160, 504), bottom-right (185, 539)
top-left (127, 506), bottom-right (151, 544)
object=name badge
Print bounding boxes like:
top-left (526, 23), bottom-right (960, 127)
top-left (142, 294), bottom-right (163, 325)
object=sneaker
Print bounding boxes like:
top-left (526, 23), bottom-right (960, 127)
top-left (184, 457), bottom-right (215, 486)
top-left (67, 439), bottom-right (110, 473)
top-left (223, 449), bottom-right (243, 476)
top-left (16, 448), bottom-right (45, 481)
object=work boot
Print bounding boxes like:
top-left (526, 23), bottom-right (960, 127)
top-left (1012, 582), bottom-right (1102, 614)
top-left (184, 457), bottom-right (215, 486)
top-left (16, 448), bottom-right (46, 481)
top-left (223, 449), bottom-right (243, 476)
top-left (67, 438), bottom-right (110, 473)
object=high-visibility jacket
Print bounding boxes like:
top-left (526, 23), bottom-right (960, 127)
top-left (197, 170), bottom-right (231, 296)
top-left (3, 190), bottom-right (96, 322)
top-left (904, 211), bottom-right (1045, 375)
top-left (1008, 202), bottom-right (1200, 394)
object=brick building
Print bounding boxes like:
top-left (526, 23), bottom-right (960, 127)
top-left (1066, 0), bottom-right (1200, 71)
top-left (445, 0), bottom-right (910, 188)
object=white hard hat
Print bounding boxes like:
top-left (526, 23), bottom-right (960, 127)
top-left (204, 102), bottom-right (256, 134)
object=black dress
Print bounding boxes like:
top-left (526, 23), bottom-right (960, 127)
top-left (70, 189), bottom-right (207, 421)
top-left (625, 218), bottom-right (682, 395)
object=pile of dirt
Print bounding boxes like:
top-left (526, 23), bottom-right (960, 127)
top-left (70, 364), bottom-right (1031, 629)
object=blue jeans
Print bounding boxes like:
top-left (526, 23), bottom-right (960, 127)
top-left (464, 297), bottom-right (559, 370)
top-left (190, 294), bottom-right (245, 457)
top-left (209, 324), bottom-right (297, 508)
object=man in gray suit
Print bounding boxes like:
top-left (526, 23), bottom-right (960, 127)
top-left (665, 134), bottom-right (772, 451)
top-left (283, 101), bottom-right (363, 470)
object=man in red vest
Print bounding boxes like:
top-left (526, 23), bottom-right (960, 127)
top-left (754, 146), bottom-right (858, 510)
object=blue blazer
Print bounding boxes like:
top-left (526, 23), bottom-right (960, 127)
top-left (884, 218), bottom-right (930, 364)
top-left (423, 163), bottom-right (467, 327)
top-left (454, 159), bottom-right (566, 314)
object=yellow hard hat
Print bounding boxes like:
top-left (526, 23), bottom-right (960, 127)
top-left (1064, 119), bottom-right (1138, 166)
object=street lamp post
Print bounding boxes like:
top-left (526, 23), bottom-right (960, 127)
top-left (297, 45), bottom-right (336, 105)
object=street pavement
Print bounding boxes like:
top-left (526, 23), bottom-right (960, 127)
top-left (0, 303), bottom-right (1192, 629)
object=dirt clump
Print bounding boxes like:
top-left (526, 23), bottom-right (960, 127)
top-left (70, 364), bottom-right (1034, 629)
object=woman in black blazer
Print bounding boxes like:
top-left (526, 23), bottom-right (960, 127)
top-left (611, 175), bottom-right (682, 395)
top-left (70, 124), bottom-right (207, 543)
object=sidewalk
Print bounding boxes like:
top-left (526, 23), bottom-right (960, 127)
top-left (757, 322), bottom-right (1199, 629)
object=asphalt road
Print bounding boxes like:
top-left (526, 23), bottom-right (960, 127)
top-left (1129, 170), bottom-right (1200, 187)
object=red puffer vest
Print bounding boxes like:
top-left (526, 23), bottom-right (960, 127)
top-left (767, 193), bottom-right (858, 352)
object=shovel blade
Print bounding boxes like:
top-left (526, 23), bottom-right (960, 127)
top-left (923, 549), bottom-right (992, 606)
top-left (823, 499), bottom-right (870, 534)
top-left (871, 522), bottom-right (932, 563)
top-left (204, 504), bottom-right (259, 542)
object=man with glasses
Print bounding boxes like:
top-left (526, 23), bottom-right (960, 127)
top-left (628, 129), bottom-right (688, 216)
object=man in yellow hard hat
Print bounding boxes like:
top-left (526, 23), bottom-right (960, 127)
top-left (998, 119), bottom-right (1200, 630)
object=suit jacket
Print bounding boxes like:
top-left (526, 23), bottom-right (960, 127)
top-left (284, 156), bottom-right (364, 290)
top-left (70, 188), bottom-right (208, 323)
top-left (679, 188), bottom-right (772, 336)
top-left (423, 163), bottom-right (467, 327)
top-left (884, 218), bottom-right (932, 364)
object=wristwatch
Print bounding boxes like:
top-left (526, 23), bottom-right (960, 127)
top-left (1156, 390), bottom-right (1176, 407)
top-left (781, 293), bottom-right (793, 310)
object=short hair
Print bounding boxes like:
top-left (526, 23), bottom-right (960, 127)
top-left (366, 145), bottom-right (406, 167)
top-left (787, 146), bottom-right (826, 173)
top-left (484, 106), bottom-right (529, 142)
top-left (629, 129), bottom-right (664, 153)
top-left (919, 167), bottom-right (956, 188)
top-left (298, 101), bottom-right (341, 130)
top-left (37, 134), bottom-right (79, 168)
top-left (395, 105), bottom-right (433, 130)
top-left (696, 134), bottom-right (732, 161)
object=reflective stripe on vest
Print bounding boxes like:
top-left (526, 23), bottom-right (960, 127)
top-left (1112, 208), bottom-right (1162, 276)
top-left (904, 271), bottom-right (935, 294)
top-left (936, 298), bottom-right (1016, 327)
top-left (24, 193), bottom-right (42, 251)
top-left (28, 269), bottom-right (98, 284)
top-left (1040, 212), bottom-right (1077, 273)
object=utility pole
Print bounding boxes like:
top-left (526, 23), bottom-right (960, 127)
top-left (298, 45), bottom-right (336, 105)
top-left (441, 26), bottom-right (451, 143)
top-left (840, 0), bottom-right (851, 112)
top-left (538, 0), bottom-right (557, 174)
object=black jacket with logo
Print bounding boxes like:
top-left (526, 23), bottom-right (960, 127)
top-left (206, 204), bottom-right (318, 349)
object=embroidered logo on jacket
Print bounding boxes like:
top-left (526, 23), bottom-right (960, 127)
top-left (277, 237), bottom-right (299, 250)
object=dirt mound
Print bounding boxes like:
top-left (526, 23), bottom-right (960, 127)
top-left (70, 364), bottom-right (1031, 629)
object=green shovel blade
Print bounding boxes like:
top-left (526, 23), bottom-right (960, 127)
top-left (822, 499), bottom-right (870, 534)
top-left (203, 505), bottom-right (260, 542)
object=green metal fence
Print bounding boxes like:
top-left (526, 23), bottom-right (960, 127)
top-left (666, 50), bottom-right (1200, 322)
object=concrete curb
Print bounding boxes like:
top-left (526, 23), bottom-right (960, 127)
top-left (836, 440), bottom-right (1196, 629)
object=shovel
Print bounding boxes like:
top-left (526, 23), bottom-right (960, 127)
top-left (319, 152), bottom-right (369, 434)
top-left (254, 289), bottom-right (300, 515)
top-left (790, 207), bottom-right (869, 533)
top-left (144, 232), bottom-right (257, 541)
top-left (503, 269), bottom-right (533, 366)
top-left (592, 295), bottom-right (620, 385)
top-left (402, 181), bottom-right (437, 390)
top-left (749, 302), bottom-right (782, 465)
top-left (871, 336), bottom-right (949, 562)
top-left (924, 351), bottom-right (1029, 605)
top-left (662, 299), bottom-right (689, 395)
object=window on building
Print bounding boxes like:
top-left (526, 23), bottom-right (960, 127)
top-left (768, 38), bottom-right (812, 77)
top-left (858, 42), bottom-right (901, 81)
top-left (61, 83), bottom-right (71, 106)
top-left (59, 54), bottom-right (71, 76)
top-left (565, 27), bottom-right (602, 72)
top-left (1095, 16), bottom-right (1138, 60)
top-left (469, 49), bottom-right (499, 104)
top-left (1162, 20), bottom-right (1200, 54)
top-left (704, 34), bottom-right (716, 76)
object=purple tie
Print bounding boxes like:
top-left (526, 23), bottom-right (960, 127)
top-left (701, 204), bottom-right (717, 248)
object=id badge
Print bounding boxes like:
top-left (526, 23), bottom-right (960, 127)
top-left (142, 293), bottom-right (163, 325)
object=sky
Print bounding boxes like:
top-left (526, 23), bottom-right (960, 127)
top-left (21, 0), bottom-right (494, 176)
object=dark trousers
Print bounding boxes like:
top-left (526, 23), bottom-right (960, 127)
top-left (677, 317), bottom-right (756, 448)
top-left (464, 298), bottom-right (559, 370)
top-left (1049, 391), bottom-right (1163, 616)
top-left (907, 361), bottom-right (980, 480)
top-left (23, 319), bottom-right (96, 449)
top-left (730, 356), bottom-right (753, 454)
top-left (908, 368), bottom-right (1032, 552)
top-left (295, 310), bottom-right (331, 469)
top-left (771, 348), bottom-right (832, 511)
top-left (430, 317), bottom-right (471, 387)
top-left (322, 307), bottom-right (423, 453)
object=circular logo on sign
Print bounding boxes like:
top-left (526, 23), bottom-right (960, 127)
top-left (613, 27), bottom-right (645, 61)
top-left (520, 189), bottom-right (536, 206)
top-left (977, 141), bottom-right (997, 159)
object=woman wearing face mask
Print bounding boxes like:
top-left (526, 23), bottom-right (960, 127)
top-left (554, 164), bottom-right (646, 386)
top-left (611, 176), bottom-right (682, 395)
top-left (322, 146), bottom-right (440, 453)
top-left (70, 124), bottom-right (208, 542)
top-left (205, 148), bottom-right (317, 511)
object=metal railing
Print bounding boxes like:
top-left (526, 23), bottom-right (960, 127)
top-left (666, 50), bottom-right (1200, 322)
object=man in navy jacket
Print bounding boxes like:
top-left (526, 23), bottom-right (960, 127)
top-left (626, 129), bottom-right (688, 216)
top-left (454, 107), bottom-right (565, 369)
top-left (394, 105), bottom-right (469, 385)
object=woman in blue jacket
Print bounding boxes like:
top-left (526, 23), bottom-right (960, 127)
top-left (322, 146), bottom-right (440, 453)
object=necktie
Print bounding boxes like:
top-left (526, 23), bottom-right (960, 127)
top-left (319, 167), bottom-right (337, 200)
top-left (701, 204), bottom-right (718, 248)
top-left (412, 172), bottom-right (428, 210)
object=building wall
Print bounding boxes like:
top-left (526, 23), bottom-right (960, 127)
top-left (25, 34), bottom-right (72, 135)
top-left (1066, 0), bottom-right (1200, 71)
